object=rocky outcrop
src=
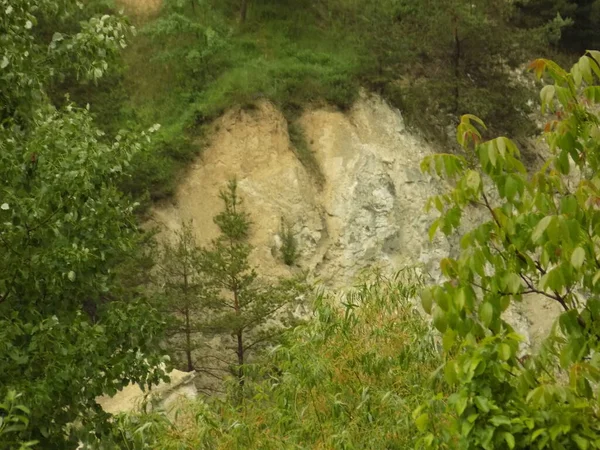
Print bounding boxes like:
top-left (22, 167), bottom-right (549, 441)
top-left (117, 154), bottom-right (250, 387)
top-left (97, 369), bottom-right (197, 415)
top-left (151, 91), bottom-right (561, 349)
top-left (151, 93), bottom-right (449, 285)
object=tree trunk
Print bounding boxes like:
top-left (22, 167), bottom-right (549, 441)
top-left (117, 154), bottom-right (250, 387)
top-left (237, 330), bottom-right (244, 386)
top-left (185, 307), bottom-right (193, 372)
top-left (233, 286), bottom-right (245, 387)
top-left (183, 261), bottom-right (193, 372)
top-left (240, 0), bottom-right (249, 23)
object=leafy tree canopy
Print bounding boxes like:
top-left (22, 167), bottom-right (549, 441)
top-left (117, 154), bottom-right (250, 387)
top-left (416, 52), bottom-right (600, 449)
top-left (0, 1), bottom-right (168, 447)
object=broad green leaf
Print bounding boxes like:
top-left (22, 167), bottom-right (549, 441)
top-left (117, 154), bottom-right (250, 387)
top-left (502, 432), bottom-right (515, 449)
top-left (587, 50), bottom-right (600, 78)
top-left (572, 63), bottom-right (582, 87)
top-left (584, 86), bottom-right (600, 103)
top-left (532, 216), bottom-right (553, 243)
top-left (496, 137), bottom-right (506, 158)
top-left (433, 306), bottom-right (447, 332)
top-left (479, 302), bottom-right (493, 327)
top-left (573, 434), bottom-right (590, 450)
top-left (443, 329), bottom-right (456, 351)
top-left (555, 85), bottom-right (572, 107)
top-left (421, 289), bottom-right (433, 314)
top-left (466, 170), bottom-right (481, 191)
top-left (531, 428), bottom-right (547, 442)
top-left (444, 360), bottom-right (458, 384)
top-left (571, 247), bottom-right (585, 269)
top-left (540, 85), bottom-right (555, 113)
top-left (503, 273), bottom-right (522, 294)
top-left (455, 288), bottom-right (466, 311)
top-left (428, 219), bottom-right (440, 241)
top-left (578, 55), bottom-right (593, 83)
top-left (415, 413), bottom-right (429, 432)
top-left (490, 416), bottom-right (511, 427)
top-left (461, 114), bottom-right (486, 128)
top-left (474, 396), bottom-right (490, 413)
top-left (455, 394), bottom-right (468, 415)
top-left (498, 343), bottom-right (511, 361)
top-left (488, 145), bottom-right (498, 167)
top-left (505, 176), bottom-right (519, 201)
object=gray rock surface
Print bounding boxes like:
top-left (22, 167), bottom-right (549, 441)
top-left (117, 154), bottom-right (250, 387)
top-left (152, 91), bottom-right (561, 351)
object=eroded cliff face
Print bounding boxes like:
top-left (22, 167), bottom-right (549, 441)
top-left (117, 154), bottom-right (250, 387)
top-left (151, 92), bottom-right (562, 348)
top-left (152, 93), bottom-right (449, 284)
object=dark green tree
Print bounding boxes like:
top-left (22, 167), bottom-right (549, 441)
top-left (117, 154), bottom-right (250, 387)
top-left (515, 0), bottom-right (600, 51)
top-left (201, 179), bottom-right (306, 390)
top-left (0, 1), bottom-right (167, 447)
top-left (157, 222), bottom-right (213, 372)
top-left (370, 0), bottom-right (543, 136)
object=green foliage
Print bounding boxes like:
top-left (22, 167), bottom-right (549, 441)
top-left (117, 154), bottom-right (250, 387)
top-left (200, 179), bottom-right (306, 388)
top-left (1, 1), bottom-right (168, 446)
top-left (72, 0), bottom-right (573, 201)
top-left (279, 217), bottom-right (298, 266)
top-left (0, 391), bottom-right (37, 450)
top-left (95, 269), bottom-right (442, 449)
top-left (416, 52), bottom-right (600, 449)
top-left (515, 0), bottom-right (600, 52)
top-left (157, 222), bottom-right (214, 372)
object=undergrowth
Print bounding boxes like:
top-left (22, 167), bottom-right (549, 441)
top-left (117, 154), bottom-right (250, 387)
top-left (86, 269), bottom-right (444, 449)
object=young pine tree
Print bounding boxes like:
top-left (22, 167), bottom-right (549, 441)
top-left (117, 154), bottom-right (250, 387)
top-left (158, 222), bottom-right (212, 372)
top-left (201, 179), bottom-right (305, 389)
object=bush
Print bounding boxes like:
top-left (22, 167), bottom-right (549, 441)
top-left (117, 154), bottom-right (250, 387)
top-left (101, 269), bottom-right (443, 449)
top-left (279, 217), bottom-right (298, 266)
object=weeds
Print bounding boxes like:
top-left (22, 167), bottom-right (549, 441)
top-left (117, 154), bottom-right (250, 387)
top-left (279, 217), bottom-right (298, 266)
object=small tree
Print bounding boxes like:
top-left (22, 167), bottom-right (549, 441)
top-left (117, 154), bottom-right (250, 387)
top-left (158, 222), bottom-right (212, 372)
top-left (201, 179), bottom-right (305, 390)
top-left (279, 217), bottom-right (298, 266)
top-left (415, 52), bottom-right (600, 449)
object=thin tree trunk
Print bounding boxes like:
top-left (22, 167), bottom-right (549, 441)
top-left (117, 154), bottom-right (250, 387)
top-left (237, 330), bottom-right (244, 386)
top-left (185, 307), bottom-right (193, 372)
top-left (183, 261), bottom-right (193, 372)
top-left (233, 287), bottom-right (244, 387)
top-left (240, 0), bottom-right (248, 23)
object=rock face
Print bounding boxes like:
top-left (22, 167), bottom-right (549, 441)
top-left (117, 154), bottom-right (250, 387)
top-left (152, 93), bottom-right (448, 285)
top-left (299, 94), bottom-right (452, 285)
top-left (152, 91), bottom-right (561, 348)
top-left (97, 370), bottom-right (197, 415)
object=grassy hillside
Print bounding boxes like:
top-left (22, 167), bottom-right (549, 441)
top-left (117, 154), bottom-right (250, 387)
top-left (66, 0), bottom-right (567, 202)
top-left (89, 270), bottom-right (445, 449)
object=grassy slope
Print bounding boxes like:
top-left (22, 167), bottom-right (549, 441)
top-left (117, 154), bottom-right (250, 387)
top-left (105, 0), bottom-right (362, 200)
top-left (80, 0), bottom-right (553, 203)
top-left (99, 271), bottom-right (444, 449)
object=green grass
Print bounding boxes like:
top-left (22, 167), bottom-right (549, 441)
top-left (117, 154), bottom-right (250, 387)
top-left (77, 0), bottom-right (547, 202)
top-left (97, 0), bottom-right (362, 200)
top-left (87, 269), bottom-right (444, 449)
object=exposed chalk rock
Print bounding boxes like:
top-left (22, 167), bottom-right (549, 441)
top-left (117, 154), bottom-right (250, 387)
top-left (152, 91), bottom-right (561, 351)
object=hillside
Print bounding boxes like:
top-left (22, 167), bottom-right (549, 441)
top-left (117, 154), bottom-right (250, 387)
top-left (2, 0), bottom-right (600, 448)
